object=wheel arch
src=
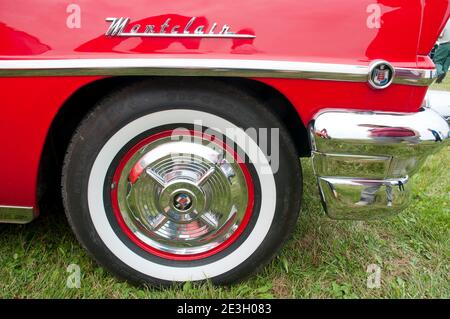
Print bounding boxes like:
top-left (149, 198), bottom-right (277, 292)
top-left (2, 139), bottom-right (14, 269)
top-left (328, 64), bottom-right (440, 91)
top-left (37, 76), bottom-right (310, 208)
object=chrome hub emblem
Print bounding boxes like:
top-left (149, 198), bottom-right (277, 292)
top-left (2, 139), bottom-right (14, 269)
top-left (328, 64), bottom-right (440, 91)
top-left (173, 193), bottom-right (192, 212)
top-left (157, 182), bottom-right (205, 222)
top-left (368, 60), bottom-right (395, 90)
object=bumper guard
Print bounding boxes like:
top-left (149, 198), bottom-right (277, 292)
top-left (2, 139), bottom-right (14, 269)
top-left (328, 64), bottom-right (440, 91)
top-left (309, 107), bottom-right (449, 220)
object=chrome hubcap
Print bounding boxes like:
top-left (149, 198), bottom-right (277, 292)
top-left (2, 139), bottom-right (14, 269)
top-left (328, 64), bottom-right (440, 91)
top-left (112, 131), bottom-right (252, 258)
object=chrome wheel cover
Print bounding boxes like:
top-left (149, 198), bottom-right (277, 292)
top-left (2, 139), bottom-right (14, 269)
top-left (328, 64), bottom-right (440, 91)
top-left (111, 131), bottom-right (253, 259)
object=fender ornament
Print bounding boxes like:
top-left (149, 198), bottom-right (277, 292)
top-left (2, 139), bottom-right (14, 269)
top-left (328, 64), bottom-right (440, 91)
top-left (368, 60), bottom-right (395, 89)
top-left (105, 17), bottom-right (256, 39)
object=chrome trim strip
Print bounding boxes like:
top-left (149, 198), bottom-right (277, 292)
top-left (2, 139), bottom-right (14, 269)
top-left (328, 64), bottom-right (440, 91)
top-left (0, 205), bottom-right (36, 224)
top-left (395, 67), bottom-right (437, 86)
top-left (0, 58), bottom-right (436, 86)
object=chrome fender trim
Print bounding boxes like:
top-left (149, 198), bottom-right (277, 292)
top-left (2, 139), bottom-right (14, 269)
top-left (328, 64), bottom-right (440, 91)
top-left (0, 58), bottom-right (437, 86)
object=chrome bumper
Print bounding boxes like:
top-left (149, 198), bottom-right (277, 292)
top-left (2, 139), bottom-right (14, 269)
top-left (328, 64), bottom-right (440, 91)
top-left (309, 107), bottom-right (449, 220)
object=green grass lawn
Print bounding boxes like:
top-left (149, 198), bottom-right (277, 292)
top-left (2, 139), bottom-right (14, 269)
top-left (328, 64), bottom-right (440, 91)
top-left (1, 79), bottom-right (449, 299)
top-left (431, 74), bottom-right (450, 92)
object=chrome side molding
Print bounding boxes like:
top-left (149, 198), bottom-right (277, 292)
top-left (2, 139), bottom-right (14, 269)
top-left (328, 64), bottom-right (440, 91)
top-left (0, 205), bottom-right (36, 224)
top-left (309, 107), bottom-right (450, 220)
top-left (0, 58), bottom-right (436, 87)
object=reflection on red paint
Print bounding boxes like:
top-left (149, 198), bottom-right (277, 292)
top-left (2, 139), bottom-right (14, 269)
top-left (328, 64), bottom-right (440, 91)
top-left (0, 22), bottom-right (50, 55)
top-left (361, 124), bottom-right (418, 138)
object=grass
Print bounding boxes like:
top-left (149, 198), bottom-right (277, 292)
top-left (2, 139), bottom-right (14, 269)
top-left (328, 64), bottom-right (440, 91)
top-left (0, 79), bottom-right (449, 299)
top-left (431, 75), bottom-right (450, 91)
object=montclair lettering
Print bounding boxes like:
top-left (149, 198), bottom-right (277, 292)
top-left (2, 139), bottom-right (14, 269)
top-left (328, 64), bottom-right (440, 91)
top-left (177, 303), bottom-right (212, 317)
top-left (105, 17), bottom-right (256, 39)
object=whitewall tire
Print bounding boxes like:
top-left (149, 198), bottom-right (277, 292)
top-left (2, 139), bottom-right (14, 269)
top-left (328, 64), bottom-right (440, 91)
top-left (62, 79), bottom-right (302, 285)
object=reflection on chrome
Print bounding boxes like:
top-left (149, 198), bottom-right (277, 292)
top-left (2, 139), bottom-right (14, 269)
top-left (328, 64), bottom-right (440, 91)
top-left (0, 205), bottom-right (36, 224)
top-left (309, 107), bottom-right (449, 220)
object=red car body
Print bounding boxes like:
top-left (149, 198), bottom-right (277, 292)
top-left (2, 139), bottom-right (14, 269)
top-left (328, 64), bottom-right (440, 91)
top-left (0, 0), bottom-right (448, 212)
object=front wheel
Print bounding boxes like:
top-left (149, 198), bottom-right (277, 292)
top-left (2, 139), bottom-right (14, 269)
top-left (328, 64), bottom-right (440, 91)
top-left (62, 79), bottom-right (302, 285)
